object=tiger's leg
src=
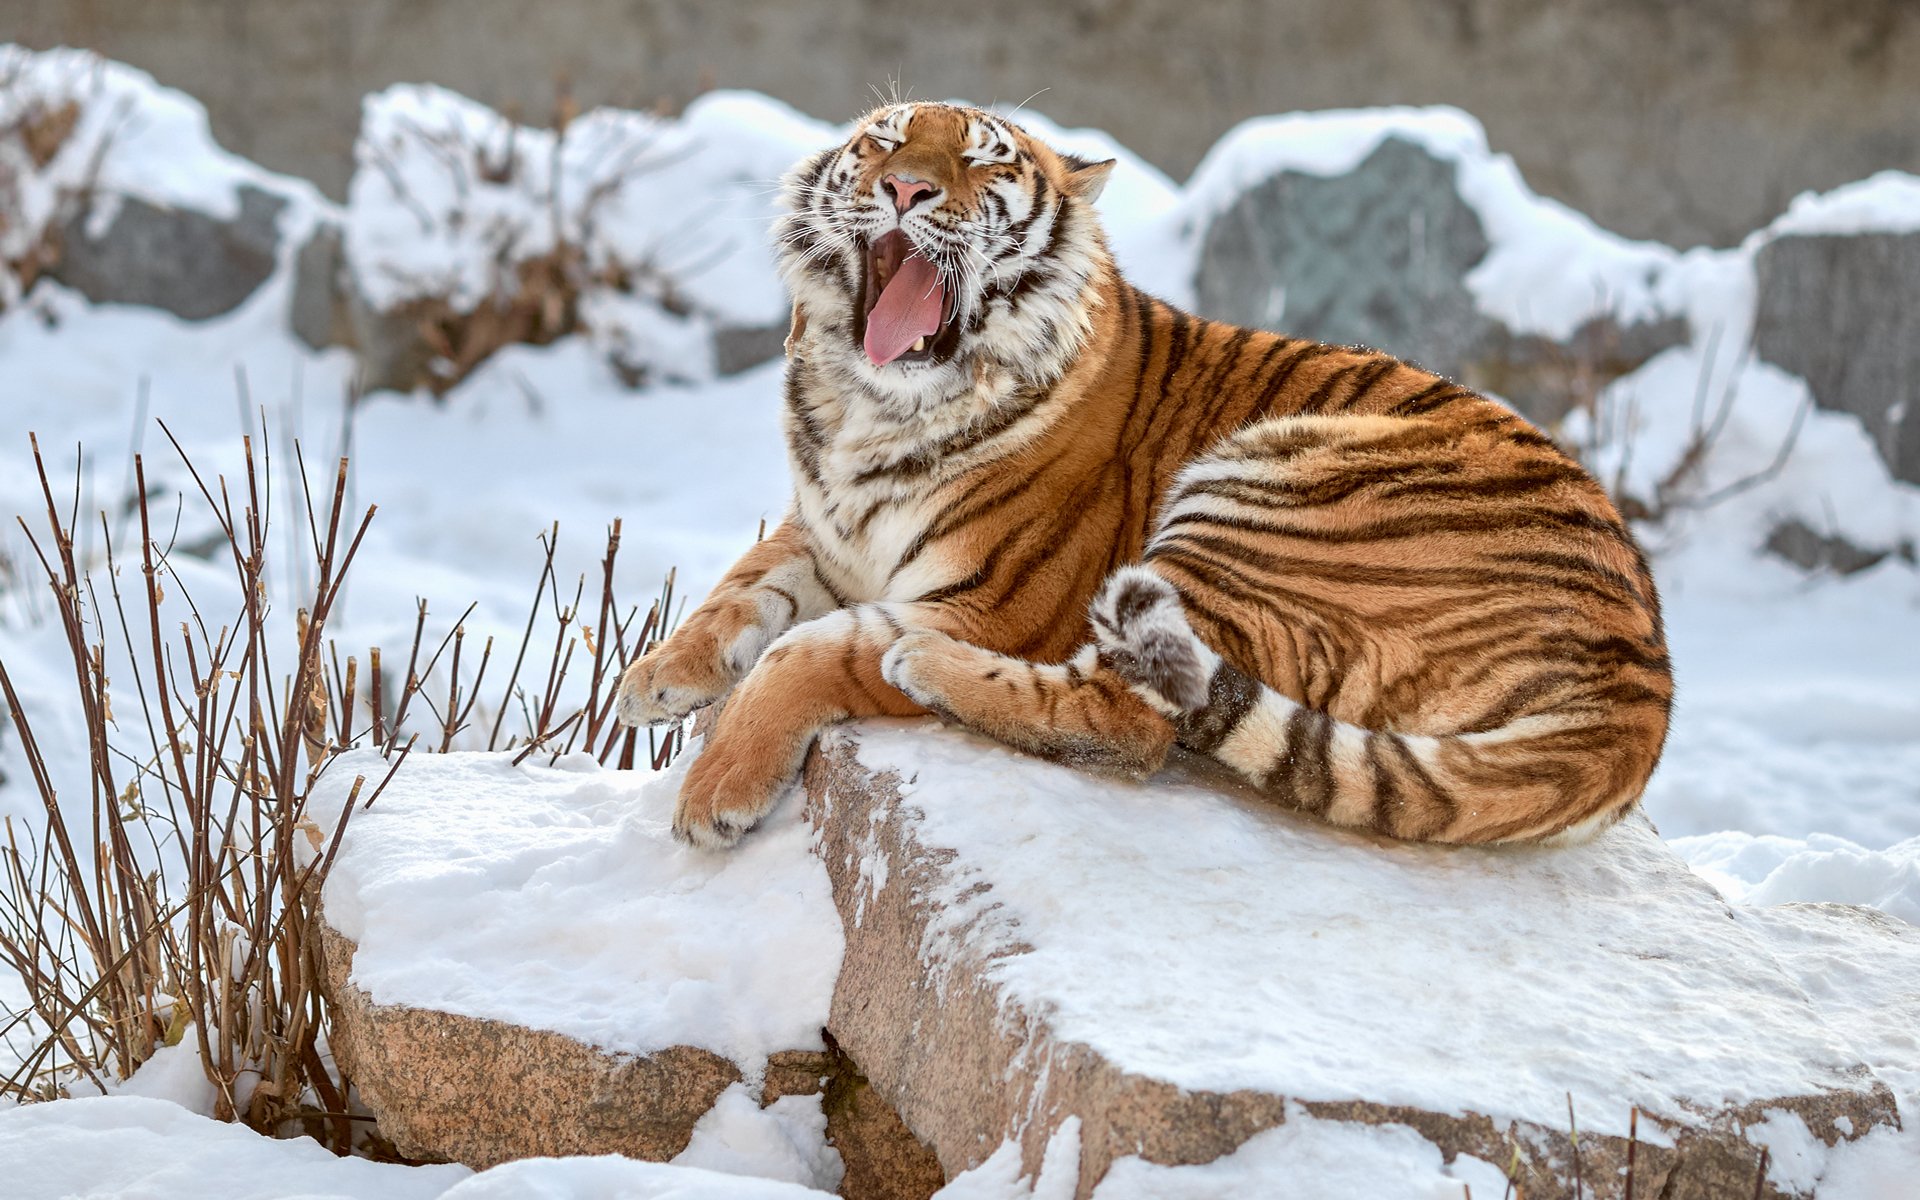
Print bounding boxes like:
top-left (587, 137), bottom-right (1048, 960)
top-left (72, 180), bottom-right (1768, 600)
top-left (880, 563), bottom-right (1209, 781)
top-left (616, 516), bottom-right (837, 728)
top-left (880, 632), bottom-right (1177, 779)
top-left (673, 602), bottom-right (964, 847)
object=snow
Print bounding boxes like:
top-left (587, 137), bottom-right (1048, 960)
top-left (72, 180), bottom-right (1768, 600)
top-left (1676, 834), bottom-right (1920, 925)
top-left (437, 1156), bottom-right (830, 1199)
top-left (2, 42), bottom-right (1919, 1199)
top-left (0, 1095), bottom-right (470, 1200)
top-left (1092, 1111), bottom-right (1506, 1200)
top-left (310, 747), bottom-right (841, 1074)
top-left (1763, 171), bottom-right (1920, 239)
top-left (671, 1083), bottom-right (844, 1193)
top-left (0, 1093), bottom-right (846, 1199)
top-left (935, 1109), bottom-right (1506, 1200)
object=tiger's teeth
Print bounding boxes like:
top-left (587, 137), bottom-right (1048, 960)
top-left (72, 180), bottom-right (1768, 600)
top-left (912, 337), bottom-right (926, 352)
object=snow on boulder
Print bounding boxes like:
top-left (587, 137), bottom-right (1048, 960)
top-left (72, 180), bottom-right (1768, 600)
top-left (1750, 172), bottom-right (1920, 488)
top-left (311, 749), bottom-right (841, 1169)
top-left (309, 749), bottom-right (941, 1198)
top-left (313, 84), bottom-right (834, 393)
top-left (1183, 108), bottom-right (1688, 431)
top-left (0, 46), bottom-right (331, 321)
top-left (805, 721), bottom-right (1908, 1200)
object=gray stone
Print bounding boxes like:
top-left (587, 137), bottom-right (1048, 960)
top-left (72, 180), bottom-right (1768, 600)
top-left (287, 219), bottom-right (463, 395)
top-left (1764, 517), bottom-right (1913, 576)
top-left (1197, 137), bottom-right (1493, 381)
top-left (49, 184), bottom-right (285, 320)
top-left (713, 321), bottom-right (789, 377)
top-left (1752, 232), bottom-right (1920, 485)
top-left (288, 219), bottom-right (350, 351)
top-left (1194, 137), bottom-right (1686, 430)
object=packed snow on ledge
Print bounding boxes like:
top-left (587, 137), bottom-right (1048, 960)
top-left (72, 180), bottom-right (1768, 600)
top-left (309, 747), bottom-right (842, 1075)
top-left (0, 44), bottom-right (1918, 1200)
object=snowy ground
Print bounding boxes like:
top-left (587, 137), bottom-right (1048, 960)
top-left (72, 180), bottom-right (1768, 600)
top-left (2, 47), bottom-right (1918, 1200)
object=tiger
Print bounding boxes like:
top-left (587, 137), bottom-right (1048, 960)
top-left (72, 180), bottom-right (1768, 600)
top-left (615, 100), bottom-right (1672, 851)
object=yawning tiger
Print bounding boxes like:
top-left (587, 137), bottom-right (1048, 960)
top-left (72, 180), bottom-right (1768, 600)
top-left (615, 101), bottom-right (1672, 849)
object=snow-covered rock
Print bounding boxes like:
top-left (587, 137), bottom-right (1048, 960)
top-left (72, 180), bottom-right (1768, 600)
top-left (309, 749), bottom-right (942, 1198)
top-left (0, 46), bottom-right (331, 321)
top-left (1186, 109), bottom-right (1687, 431)
top-left (806, 722), bottom-right (1912, 1200)
top-left (1183, 104), bottom-right (1920, 511)
top-left (1751, 175), bottom-right (1920, 487)
top-left (309, 729), bottom-right (1920, 1200)
top-left (310, 84), bottom-right (830, 393)
top-left (320, 917), bottom-right (765, 1167)
top-left (310, 749), bottom-right (840, 1169)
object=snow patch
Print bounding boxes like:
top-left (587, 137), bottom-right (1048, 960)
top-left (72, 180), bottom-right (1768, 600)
top-left (671, 1083), bottom-right (844, 1193)
top-left (1762, 171), bottom-right (1920, 240)
top-left (0, 1095), bottom-right (469, 1200)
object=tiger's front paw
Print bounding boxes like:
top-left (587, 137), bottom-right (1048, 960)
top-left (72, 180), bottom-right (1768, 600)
top-left (615, 638), bottom-right (731, 728)
top-left (671, 727), bottom-right (803, 849)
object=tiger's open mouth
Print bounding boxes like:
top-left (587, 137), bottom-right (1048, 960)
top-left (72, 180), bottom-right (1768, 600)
top-left (856, 230), bottom-right (959, 367)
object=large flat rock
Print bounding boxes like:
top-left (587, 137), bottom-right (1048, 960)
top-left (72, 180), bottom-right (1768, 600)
top-left (806, 722), bottom-right (1907, 1200)
top-left (311, 750), bottom-right (845, 1171)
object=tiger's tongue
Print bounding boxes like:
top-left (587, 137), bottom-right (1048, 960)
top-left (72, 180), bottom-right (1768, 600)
top-left (864, 251), bottom-right (945, 366)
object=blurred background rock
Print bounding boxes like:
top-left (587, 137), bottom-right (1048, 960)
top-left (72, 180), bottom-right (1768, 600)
top-left (5, 0), bottom-right (1917, 249)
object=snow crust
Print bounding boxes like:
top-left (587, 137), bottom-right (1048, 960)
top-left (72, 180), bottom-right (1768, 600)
top-left (845, 721), bottom-right (1880, 1138)
top-left (312, 747), bottom-right (840, 1072)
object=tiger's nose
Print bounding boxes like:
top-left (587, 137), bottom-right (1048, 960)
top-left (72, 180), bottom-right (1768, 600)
top-left (882, 174), bottom-right (939, 214)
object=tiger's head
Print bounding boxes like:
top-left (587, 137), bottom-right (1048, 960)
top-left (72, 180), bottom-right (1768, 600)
top-left (776, 102), bottom-right (1117, 403)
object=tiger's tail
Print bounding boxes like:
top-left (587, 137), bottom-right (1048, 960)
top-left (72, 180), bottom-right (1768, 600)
top-left (1089, 566), bottom-right (1654, 845)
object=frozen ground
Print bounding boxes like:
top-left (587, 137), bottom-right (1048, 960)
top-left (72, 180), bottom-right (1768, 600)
top-left (1, 47), bottom-right (1918, 1199)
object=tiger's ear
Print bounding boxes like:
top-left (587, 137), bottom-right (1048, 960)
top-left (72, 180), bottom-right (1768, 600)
top-left (1060, 153), bottom-right (1117, 202)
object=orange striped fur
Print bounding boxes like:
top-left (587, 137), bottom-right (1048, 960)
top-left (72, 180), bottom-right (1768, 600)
top-left (616, 102), bottom-right (1671, 849)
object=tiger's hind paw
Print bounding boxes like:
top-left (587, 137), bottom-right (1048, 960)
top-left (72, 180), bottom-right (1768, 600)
top-left (1089, 566), bottom-right (1219, 714)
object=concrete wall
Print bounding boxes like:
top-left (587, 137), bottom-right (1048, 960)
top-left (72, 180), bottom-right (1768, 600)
top-left (6, 0), bottom-right (1917, 248)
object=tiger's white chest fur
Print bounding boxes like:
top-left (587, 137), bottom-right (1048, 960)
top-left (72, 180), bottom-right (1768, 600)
top-left (784, 352), bottom-right (1059, 603)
